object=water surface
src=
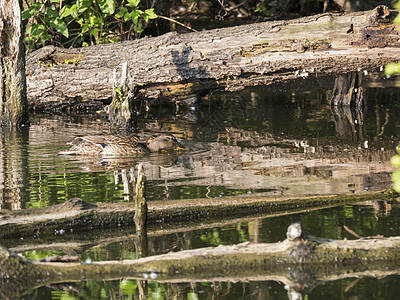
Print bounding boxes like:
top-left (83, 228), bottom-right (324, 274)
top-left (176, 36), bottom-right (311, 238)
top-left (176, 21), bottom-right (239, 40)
top-left (2, 73), bottom-right (400, 299)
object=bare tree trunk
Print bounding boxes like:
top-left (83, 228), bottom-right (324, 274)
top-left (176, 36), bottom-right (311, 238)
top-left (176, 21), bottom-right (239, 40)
top-left (0, 0), bottom-right (28, 127)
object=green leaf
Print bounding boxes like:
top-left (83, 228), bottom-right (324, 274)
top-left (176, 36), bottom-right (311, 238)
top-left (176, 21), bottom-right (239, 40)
top-left (76, 16), bottom-right (85, 26)
top-left (40, 31), bottom-right (52, 42)
top-left (89, 28), bottom-right (100, 38)
top-left (394, 181), bottom-right (400, 193)
top-left (385, 63), bottom-right (400, 75)
top-left (46, 7), bottom-right (59, 19)
top-left (30, 24), bottom-right (45, 39)
top-left (21, 8), bottom-right (35, 20)
top-left (81, 23), bottom-right (90, 33)
top-left (88, 15), bottom-right (101, 27)
top-left (50, 18), bottom-right (69, 38)
top-left (115, 7), bottom-right (128, 18)
top-left (144, 8), bottom-right (157, 20)
top-left (60, 5), bottom-right (73, 18)
top-left (130, 10), bottom-right (143, 25)
top-left (70, 4), bottom-right (79, 18)
top-left (134, 23), bottom-right (143, 33)
top-left (24, 36), bottom-right (33, 44)
top-left (392, 169), bottom-right (400, 182)
top-left (126, 0), bottom-right (140, 8)
top-left (77, 0), bottom-right (93, 13)
top-left (187, 292), bottom-right (199, 300)
top-left (21, 3), bottom-right (42, 20)
top-left (391, 155), bottom-right (400, 168)
top-left (394, 13), bottom-right (400, 25)
top-left (123, 12), bottom-right (131, 21)
top-left (98, 0), bottom-right (115, 15)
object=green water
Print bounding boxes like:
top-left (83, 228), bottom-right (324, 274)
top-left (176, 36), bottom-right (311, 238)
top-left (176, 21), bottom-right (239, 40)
top-left (2, 73), bottom-right (400, 299)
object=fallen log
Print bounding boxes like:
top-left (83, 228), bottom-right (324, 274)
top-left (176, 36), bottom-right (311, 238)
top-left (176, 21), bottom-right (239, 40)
top-left (0, 190), bottom-right (392, 239)
top-left (26, 6), bottom-right (400, 109)
top-left (2, 223), bottom-right (400, 299)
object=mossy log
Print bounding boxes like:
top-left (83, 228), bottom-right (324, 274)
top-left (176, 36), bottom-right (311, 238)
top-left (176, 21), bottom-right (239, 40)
top-left (0, 190), bottom-right (392, 239)
top-left (2, 223), bottom-right (400, 299)
top-left (26, 6), bottom-right (400, 109)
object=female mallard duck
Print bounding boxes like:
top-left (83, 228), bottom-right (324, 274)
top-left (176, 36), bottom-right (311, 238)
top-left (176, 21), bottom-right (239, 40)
top-left (60, 134), bottom-right (183, 156)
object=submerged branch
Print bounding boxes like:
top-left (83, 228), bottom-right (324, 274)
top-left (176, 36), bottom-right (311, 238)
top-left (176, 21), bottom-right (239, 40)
top-left (2, 223), bottom-right (400, 299)
top-left (0, 190), bottom-right (391, 239)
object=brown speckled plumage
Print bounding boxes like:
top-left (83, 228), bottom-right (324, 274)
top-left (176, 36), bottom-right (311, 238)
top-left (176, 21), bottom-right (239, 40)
top-left (60, 134), bottom-right (183, 156)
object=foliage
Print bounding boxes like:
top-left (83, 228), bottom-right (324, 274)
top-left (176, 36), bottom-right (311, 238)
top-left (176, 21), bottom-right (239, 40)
top-left (386, 1), bottom-right (400, 193)
top-left (254, 4), bottom-right (269, 17)
top-left (22, 0), bottom-right (158, 51)
top-left (391, 146), bottom-right (400, 193)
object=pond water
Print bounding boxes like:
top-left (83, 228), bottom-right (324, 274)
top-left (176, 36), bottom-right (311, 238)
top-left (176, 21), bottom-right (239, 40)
top-left (2, 72), bottom-right (400, 299)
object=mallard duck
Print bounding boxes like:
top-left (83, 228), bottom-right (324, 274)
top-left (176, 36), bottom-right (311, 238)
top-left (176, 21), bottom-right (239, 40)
top-left (60, 134), bottom-right (183, 156)
top-left (146, 135), bottom-right (182, 153)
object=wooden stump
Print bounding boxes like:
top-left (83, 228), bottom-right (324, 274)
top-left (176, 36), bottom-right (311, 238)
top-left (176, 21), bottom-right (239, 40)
top-left (134, 163), bottom-right (147, 232)
top-left (107, 62), bottom-right (137, 130)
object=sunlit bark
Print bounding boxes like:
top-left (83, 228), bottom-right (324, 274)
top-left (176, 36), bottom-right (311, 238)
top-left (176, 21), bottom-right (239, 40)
top-left (26, 6), bottom-right (400, 108)
top-left (0, 0), bottom-right (28, 126)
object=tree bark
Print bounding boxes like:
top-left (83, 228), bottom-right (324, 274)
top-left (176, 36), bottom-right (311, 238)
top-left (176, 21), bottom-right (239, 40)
top-left (108, 61), bottom-right (137, 129)
top-left (26, 6), bottom-right (400, 109)
top-left (0, 0), bottom-right (28, 126)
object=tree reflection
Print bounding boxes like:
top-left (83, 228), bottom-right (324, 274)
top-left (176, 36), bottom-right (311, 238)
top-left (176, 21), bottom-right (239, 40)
top-left (0, 127), bottom-right (29, 210)
top-left (331, 104), bottom-right (364, 142)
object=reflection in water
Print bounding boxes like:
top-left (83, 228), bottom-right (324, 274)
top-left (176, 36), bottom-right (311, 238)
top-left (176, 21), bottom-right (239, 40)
top-left (331, 72), bottom-right (364, 107)
top-left (331, 105), bottom-right (364, 142)
top-left (6, 202), bottom-right (400, 299)
top-left (1, 74), bottom-right (400, 299)
top-left (0, 74), bottom-right (398, 208)
top-left (0, 128), bottom-right (29, 210)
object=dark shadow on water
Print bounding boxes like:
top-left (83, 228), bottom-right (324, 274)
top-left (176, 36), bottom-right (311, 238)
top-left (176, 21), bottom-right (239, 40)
top-left (171, 48), bottom-right (218, 109)
top-left (331, 105), bottom-right (364, 142)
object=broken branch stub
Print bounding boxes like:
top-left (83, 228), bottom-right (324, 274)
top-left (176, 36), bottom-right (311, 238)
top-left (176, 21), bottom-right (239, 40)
top-left (134, 163), bottom-right (147, 231)
top-left (107, 62), bottom-right (137, 130)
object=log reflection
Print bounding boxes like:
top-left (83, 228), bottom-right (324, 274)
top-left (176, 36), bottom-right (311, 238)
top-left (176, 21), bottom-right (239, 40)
top-left (331, 72), bottom-right (363, 107)
top-left (331, 105), bottom-right (364, 142)
top-left (0, 128), bottom-right (29, 210)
